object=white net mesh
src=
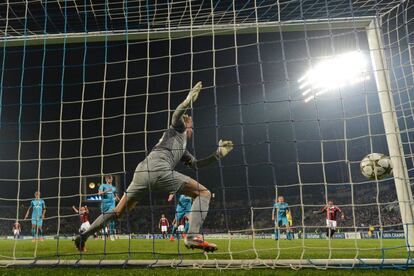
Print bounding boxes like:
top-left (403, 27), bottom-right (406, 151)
top-left (0, 0), bottom-right (413, 269)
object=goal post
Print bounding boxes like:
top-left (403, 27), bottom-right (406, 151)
top-left (366, 18), bottom-right (414, 251)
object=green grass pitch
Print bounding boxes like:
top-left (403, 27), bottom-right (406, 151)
top-left (0, 238), bottom-right (410, 260)
top-left (0, 239), bottom-right (413, 275)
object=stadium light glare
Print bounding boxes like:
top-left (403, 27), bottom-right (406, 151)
top-left (298, 51), bottom-right (370, 102)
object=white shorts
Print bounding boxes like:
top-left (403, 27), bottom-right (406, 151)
top-left (161, 226), bottom-right (168, 232)
top-left (177, 225), bottom-right (184, 232)
top-left (80, 221), bottom-right (91, 233)
top-left (326, 219), bottom-right (337, 229)
top-left (13, 230), bottom-right (20, 235)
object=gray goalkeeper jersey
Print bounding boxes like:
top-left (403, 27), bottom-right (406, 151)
top-left (151, 119), bottom-right (195, 169)
top-left (149, 112), bottom-right (218, 171)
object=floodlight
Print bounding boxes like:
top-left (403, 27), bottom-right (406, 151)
top-left (298, 51), bottom-right (370, 102)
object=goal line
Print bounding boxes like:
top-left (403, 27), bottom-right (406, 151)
top-left (0, 258), bottom-right (412, 268)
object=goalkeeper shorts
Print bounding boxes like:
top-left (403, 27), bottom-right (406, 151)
top-left (126, 152), bottom-right (192, 202)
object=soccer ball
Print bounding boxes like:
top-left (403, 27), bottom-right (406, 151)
top-left (360, 153), bottom-right (393, 180)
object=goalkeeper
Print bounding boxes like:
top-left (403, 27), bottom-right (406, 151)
top-left (75, 82), bottom-right (233, 252)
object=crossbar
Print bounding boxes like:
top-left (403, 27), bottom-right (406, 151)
top-left (0, 17), bottom-right (374, 47)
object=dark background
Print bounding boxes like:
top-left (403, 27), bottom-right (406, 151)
top-left (0, 0), bottom-right (412, 233)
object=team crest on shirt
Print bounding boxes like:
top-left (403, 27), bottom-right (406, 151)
top-left (33, 201), bottom-right (43, 210)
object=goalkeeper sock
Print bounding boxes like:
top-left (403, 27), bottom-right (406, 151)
top-left (31, 228), bottom-right (36, 238)
top-left (187, 195), bottom-right (210, 238)
top-left (81, 212), bottom-right (117, 240)
top-left (109, 220), bottom-right (115, 236)
top-left (38, 228), bottom-right (43, 238)
top-left (171, 225), bottom-right (177, 238)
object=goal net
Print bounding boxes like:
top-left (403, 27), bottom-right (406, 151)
top-left (0, 0), bottom-right (413, 269)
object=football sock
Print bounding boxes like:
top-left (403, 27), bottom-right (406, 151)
top-left (38, 228), bottom-right (43, 238)
top-left (184, 221), bottom-right (189, 233)
top-left (187, 195), bottom-right (210, 238)
top-left (274, 230), bottom-right (279, 240)
top-left (31, 228), bottom-right (36, 238)
top-left (109, 220), bottom-right (115, 236)
top-left (171, 225), bottom-right (178, 238)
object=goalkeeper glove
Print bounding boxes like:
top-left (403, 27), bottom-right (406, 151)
top-left (216, 139), bottom-right (234, 158)
top-left (183, 81), bottom-right (202, 107)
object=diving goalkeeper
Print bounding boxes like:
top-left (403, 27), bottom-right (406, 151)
top-left (75, 82), bottom-right (233, 252)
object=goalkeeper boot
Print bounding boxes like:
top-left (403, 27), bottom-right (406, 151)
top-left (184, 235), bottom-right (217, 252)
top-left (74, 236), bottom-right (86, 252)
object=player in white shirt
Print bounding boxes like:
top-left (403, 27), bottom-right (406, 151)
top-left (12, 221), bottom-right (21, 239)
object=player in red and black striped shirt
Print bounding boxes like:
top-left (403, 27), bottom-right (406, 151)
top-left (313, 201), bottom-right (344, 238)
top-left (159, 214), bottom-right (170, 239)
top-left (72, 205), bottom-right (90, 234)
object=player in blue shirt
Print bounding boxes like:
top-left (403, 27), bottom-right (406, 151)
top-left (272, 196), bottom-right (292, 240)
top-left (98, 175), bottom-right (120, 240)
top-left (24, 191), bottom-right (46, 241)
top-left (168, 193), bottom-right (192, 239)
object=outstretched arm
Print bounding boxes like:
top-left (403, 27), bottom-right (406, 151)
top-left (115, 193), bottom-right (121, 202)
top-left (171, 82), bottom-right (202, 129)
top-left (181, 151), bottom-right (218, 169)
top-left (98, 187), bottom-right (111, 196)
top-left (24, 207), bottom-right (31, 220)
top-left (313, 205), bottom-right (326, 215)
top-left (337, 206), bottom-right (345, 219)
top-left (181, 140), bottom-right (234, 169)
top-left (72, 205), bottom-right (79, 213)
